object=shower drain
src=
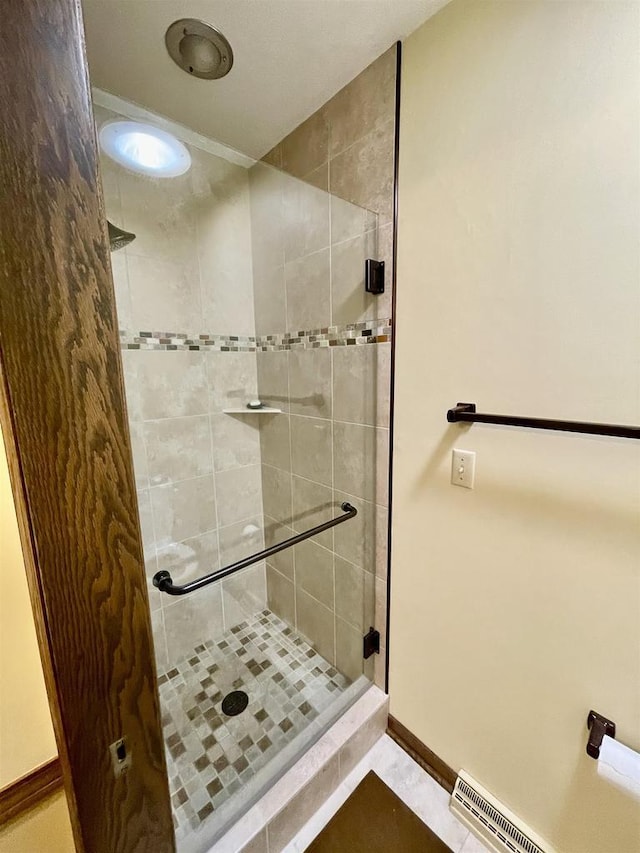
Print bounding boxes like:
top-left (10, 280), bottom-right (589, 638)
top-left (221, 690), bottom-right (249, 717)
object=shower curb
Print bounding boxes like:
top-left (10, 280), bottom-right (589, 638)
top-left (207, 685), bottom-right (388, 853)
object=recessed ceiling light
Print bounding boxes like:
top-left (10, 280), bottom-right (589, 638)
top-left (99, 120), bottom-right (192, 178)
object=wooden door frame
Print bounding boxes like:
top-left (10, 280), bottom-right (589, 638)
top-left (0, 1), bottom-right (174, 850)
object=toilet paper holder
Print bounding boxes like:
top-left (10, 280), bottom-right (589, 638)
top-left (587, 710), bottom-right (616, 759)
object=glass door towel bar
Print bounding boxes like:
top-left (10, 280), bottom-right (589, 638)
top-left (447, 402), bottom-right (640, 440)
top-left (153, 502), bottom-right (358, 596)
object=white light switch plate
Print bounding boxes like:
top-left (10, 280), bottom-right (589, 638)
top-left (451, 449), bottom-right (475, 489)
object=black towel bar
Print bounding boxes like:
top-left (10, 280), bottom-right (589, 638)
top-left (153, 502), bottom-right (357, 596)
top-left (447, 403), bottom-right (640, 440)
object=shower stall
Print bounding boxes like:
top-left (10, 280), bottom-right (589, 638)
top-left (96, 95), bottom-right (391, 849)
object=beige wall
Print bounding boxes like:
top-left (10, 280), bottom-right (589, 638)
top-left (391, 2), bottom-right (640, 852)
top-left (0, 425), bottom-right (74, 849)
top-left (0, 424), bottom-right (58, 784)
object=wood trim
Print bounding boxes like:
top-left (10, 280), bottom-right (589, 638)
top-left (0, 2), bottom-right (175, 851)
top-left (387, 715), bottom-right (457, 794)
top-left (0, 759), bottom-right (63, 828)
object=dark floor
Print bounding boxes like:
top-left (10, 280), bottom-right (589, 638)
top-left (307, 770), bottom-right (453, 853)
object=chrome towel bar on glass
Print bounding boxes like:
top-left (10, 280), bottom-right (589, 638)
top-left (153, 502), bottom-right (357, 596)
top-left (447, 402), bottom-right (640, 440)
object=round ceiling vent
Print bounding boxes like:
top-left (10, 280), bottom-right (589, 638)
top-left (165, 19), bottom-right (233, 80)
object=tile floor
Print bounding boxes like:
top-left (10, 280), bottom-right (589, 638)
top-left (158, 609), bottom-right (351, 844)
top-left (285, 735), bottom-right (491, 853)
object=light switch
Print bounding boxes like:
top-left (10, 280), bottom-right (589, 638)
top-left (451, 449), bottom-right (475, 489)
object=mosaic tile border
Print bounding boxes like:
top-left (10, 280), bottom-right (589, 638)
top-left (119, 319), bottom-right (392, 352)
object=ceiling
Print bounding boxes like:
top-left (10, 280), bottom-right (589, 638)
top-left (82, 0), bottom-right (450, 159)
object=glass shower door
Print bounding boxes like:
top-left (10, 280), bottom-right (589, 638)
top-left (97, 97), bottom-right (384, 850)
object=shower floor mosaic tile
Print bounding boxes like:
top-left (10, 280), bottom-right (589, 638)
top-left (158, 609), bottom-right (351, 841)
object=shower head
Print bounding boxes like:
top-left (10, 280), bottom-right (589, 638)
top-left (107, 220), bottom-right (136, 252)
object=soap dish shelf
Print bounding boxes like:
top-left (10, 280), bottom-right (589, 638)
top-left (223, 407), bottom-right (282, 414)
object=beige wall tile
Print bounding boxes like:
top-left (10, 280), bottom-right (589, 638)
top-left (156, 530), bottom-right (219, 586)
top-left (218, 515), bottom-right (264, 565)
top-left (127, 253), bottom-right (201, 332)
top-left (289, 348), bottom-right (331, 418)
top-left (295, 588), bottom-right (335, 663)
top-left (110, 251), bottom-right (132, 330)
top-left (373, 646), bottom-right (386, 690)
top-left (145, 547), bottom-right (162, 614)
top-left (376, 221), bottom-right (394, 315)
top-left (375, 502), bottom-right (389, 580)
top-left (136, 488), bottom-right (155, 554)
top-left (329, 119), bottom-right (395, 226)
top-left (222, 563), bottom-right (267, 630)
top-left (303, 164), bottom-right (329, 192)
top-left (215, 464), bottom-right (263, 527)
top-left (259, 412), bottom-right (291, 471)
top-left (264, 516), bottom-right (294, 580)
top-left (97, 145), bottom-right (122, 218)
top-left (266, 564), bottom-right (295, 624)
top-left (330, 194), bottom-right (371, 245)
top-left (261, 144), bottom-right (282, 170)
top-left (210, 413), bottom-right (261, 471)
top-left (150, 474), bottom-right (217, 547)
top-left (290, 415), bottom-right (332, 487)
top-left (335, 618), bottom-right (363, 682)
top-left (262, 464), bottom-right (293, 524)
top-left (118, 172), bottom-right (198, 270)
top-left (326, 46), bottom-right (397, 158)
top-left (144, 415), bottom-right (213, 486)
top-left (331, 231), bottom-right (380, 325)
top-left (120, 349), bottom-right (144, 421)
top-left (335, 556), bottom-right (366, 630)
top-left (249, 163), bottom-right (285, 270)
top-left (375, 576), bottom-right (387, 642)
top-left (207, 351), bottom-right (259, 413)
top-left (129, 350), bottom-right (208, 420)
top-left (283, 176), bottom-right (330, 262)
top-left (196, 168), bottom-right (255, 336)
top-left (128, 421), bottom-right (149, 490)
top-left (257, 351), bottom-right (290, 412)
top-left (294, 539), bottom-right (334, 609)
top-left (281, 108), bottom-right (329, 179)
top-left (333, 491), bottom-right (376, 572)
top-left (150, 609), bottom-right (169, 672)
top-left (291, 476), bottom-right (334, 551)
top-left (333, 421), bottom-right (389, 505)
top-left (163, 582), bottom-right (224, 661)
top-left (332, 343), bottom-right (390, 427)
top-left (285, 248), bottom-right (331, 330)
top-left (254, 265), bottom-right (286, 336)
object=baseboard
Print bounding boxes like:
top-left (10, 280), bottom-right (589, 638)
top-left (0, 757), bottom-right (63, 827)
top-left (387, 715), bottom-right (456, 794)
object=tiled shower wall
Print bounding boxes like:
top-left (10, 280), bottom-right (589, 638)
top-left (97, 104), bottom-right (267, 672)
top-left (248, 165), bottom-right (389, 686)
top-left (258, 46), bottom-right (397, 687)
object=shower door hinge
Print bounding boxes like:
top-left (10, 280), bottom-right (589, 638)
top-left (363, 627), bottom-right (380, 659)
top-left (365, 259), bottom-right (385, 294)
